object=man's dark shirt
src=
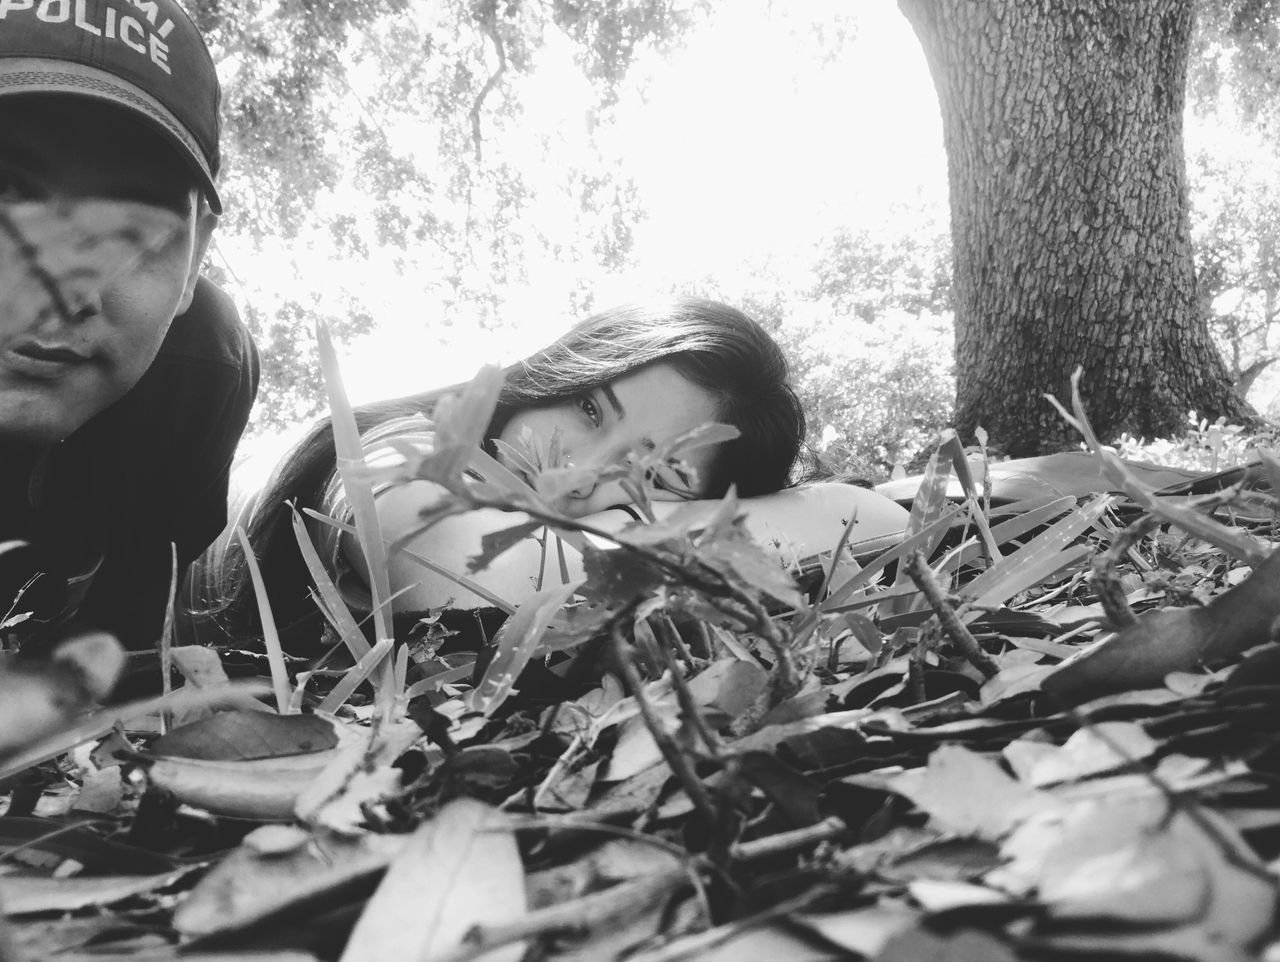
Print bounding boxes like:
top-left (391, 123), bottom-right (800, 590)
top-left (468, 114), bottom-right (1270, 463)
top-left (0, 276), bottom-right (259, 650)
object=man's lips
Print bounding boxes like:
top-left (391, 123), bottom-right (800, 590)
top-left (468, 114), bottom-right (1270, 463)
top-left (3, 342), bottom-right (94, 378)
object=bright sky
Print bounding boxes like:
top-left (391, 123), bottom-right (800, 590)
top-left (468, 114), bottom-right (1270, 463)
top-left (214, 0), bottom-right (947, 412)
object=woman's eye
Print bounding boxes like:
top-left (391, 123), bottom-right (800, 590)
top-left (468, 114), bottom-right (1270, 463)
top-left (578, 394), bottom-right (601, 426)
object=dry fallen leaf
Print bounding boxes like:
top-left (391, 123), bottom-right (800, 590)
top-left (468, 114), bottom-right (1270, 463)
top-left (887, 744), bottom-right (1058, 840)
top-left (339, 798), bottom-right (526, 962)
top-left (149, 710), bottom-right (340, 761)
top-left (1042, 545), bottom-right (1280, 705)
top-left (174, 826), bottom-right (405, 937)
top-left (1002, 721), bottom-right (1158, 787)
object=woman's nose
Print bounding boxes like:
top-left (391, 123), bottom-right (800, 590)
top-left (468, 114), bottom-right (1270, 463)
top-left (559, 447), bottom-right (632, 515)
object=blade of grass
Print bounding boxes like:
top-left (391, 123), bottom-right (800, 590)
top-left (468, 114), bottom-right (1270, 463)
top-left (465, 581), bottom-right (581, 716)
top-left (1047, 370), bottom-right (1269, 566)
top-left (158, 542), bottom-right (177, 735)
top-left (825, 504), bottom-right (963, 609)
top-left (315, 321), bottom-right (397, 717)
top-left (961, 494), bottom-right (1113, 611)
top-left (948, 496), bottom-right (1078, 573)
top-left (904, 439), bottom-right (957, 540)
top-left (290, 507), bottom-right (372, 661)
top-left (234, 526), bottom-right (291, 714)
top-left (933, 433), bottom-right (1000, 565)
top-left (404, 663), bottom-right (476, 699)
top-left (307, 505), bottom-right (519, 616)
top-left (792, 505), bottom-right (865, 647)
top-left (393, 645), bottom-right (409, 701)
top-left (317, 639), bottom-right (395, 715)
top-left (467, 446), bottom-right (590, 552)
top-left (397, 546), bottom-right (518, 615)
top-left (881, 436), bottom-right (963, 616)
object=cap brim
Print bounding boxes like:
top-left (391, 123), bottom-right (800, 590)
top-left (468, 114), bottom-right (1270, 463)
top-left (0, 59), bottom-right (223, 215)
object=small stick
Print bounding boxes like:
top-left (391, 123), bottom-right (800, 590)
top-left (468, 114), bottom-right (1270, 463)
top-left (655, 637), bottom-right (723, 758)
top-left (611, 622), bottom-right (717, 824)
top-left (1091, 514), bottom-right (1159, 629)
top-left (655, 615), bottom-right (699, 672)
top-left (908, 632), bottom-right (929, 704)
top-left (904, 550), bottom-right (999, 679)
top-left (158, 542), bottom-right (178, 734)
top-left (447, 816), bottom-right (849, 962)
top-left (722, 583), bottom-right (801, 703)
top-left (445, 868), bottom-right (691, 962)
top-left (728, 815), bottom-right (846, 861)
top-left (530, 731), bottom-right (586, 811)
top-left (626, 886), bottom-right (837, 962)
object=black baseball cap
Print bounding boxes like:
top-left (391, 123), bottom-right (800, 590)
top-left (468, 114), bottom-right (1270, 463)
top-left (0, 0), bottom-right (223, 213)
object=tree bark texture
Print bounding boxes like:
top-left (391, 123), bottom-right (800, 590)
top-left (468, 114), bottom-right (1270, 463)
top-left (898, 0), bottom-right (1254, 455)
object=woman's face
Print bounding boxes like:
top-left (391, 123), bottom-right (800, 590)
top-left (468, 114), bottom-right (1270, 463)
top-left (497, 361), bottom-right (723, 517)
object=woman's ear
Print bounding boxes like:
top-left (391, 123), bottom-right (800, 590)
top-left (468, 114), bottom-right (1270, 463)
top-left (176, 204), bottom-right (217, 315)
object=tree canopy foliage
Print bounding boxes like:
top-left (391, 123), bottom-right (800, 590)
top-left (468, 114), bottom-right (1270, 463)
top-left (193, 0), bottom-right (1280, 470)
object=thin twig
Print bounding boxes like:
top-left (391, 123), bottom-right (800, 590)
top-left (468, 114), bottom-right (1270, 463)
top-left (445, 815), bottom-right (849, 962)
top-left (627, 885), bottom-right (840, 962)
top-left (728, 815), bottom-right (846, 861)
top-left (1091, 514), bottom-right (1159, 629)
top-left (908, 632), bottom-right (929, 703)
top-left (718, 581), bottom-right (801, 703)
top-left (611, 622), bottom-right (717, 824)
top-left (655, 615), bottom-right (699, 673)
top-left (469, 11), bottom-right (508, 162)
top-left (158, 542), bottom-right (178, 734)
top-left (655, 636), bottom-right (723, 758)
top-left (444, 867), bottom-right (690, 962)
top-left (530, 731), bottom-right (586, 811)
top-left (904, 550), bottom-right (999, 679)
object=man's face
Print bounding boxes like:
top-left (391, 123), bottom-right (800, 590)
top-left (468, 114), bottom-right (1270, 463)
top-left (0, 97), bottom-right (213, 443)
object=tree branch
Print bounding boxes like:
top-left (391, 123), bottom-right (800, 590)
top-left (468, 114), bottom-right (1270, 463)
top-left (470, 11), bottom-right (508, 163)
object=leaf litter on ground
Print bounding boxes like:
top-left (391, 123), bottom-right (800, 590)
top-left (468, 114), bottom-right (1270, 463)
top-left (9, 360), bottom-right (1280, 959)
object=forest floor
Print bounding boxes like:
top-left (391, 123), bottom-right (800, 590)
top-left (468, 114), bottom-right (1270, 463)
top-left (4, 413), bottom-right (1280, 962)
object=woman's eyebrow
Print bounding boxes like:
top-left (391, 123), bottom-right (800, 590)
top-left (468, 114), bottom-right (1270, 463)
top-left (601, 384), bottom-right (625, 419)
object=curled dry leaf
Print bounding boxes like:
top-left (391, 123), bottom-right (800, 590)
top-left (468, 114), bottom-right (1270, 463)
top-left (887, 744), bottom-right (1059, 841)
top-left (146, 750), bottom-right (344, 820)
top-left (1001, 722), bottom-right (1158, 787)
top-left (1042, 545), bottom-right (1280, 705)
top-left (0, 868), bottom-right (193, 916)
top-left (149, 709), bottom-right (341, 761)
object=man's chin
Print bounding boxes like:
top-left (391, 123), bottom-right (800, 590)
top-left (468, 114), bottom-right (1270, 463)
top-left (0, 400), bottom-right (94, 445)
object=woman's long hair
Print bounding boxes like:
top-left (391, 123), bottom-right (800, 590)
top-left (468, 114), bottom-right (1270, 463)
top-left (221, 297), bottom-right (805, 644)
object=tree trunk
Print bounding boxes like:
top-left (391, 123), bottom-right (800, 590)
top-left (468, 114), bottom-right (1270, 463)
top-left (898, 0), bottom-right (1254, 456)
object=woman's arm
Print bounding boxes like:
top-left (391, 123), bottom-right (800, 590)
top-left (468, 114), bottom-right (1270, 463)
top-left (350, 481), bottom-right (910, 613)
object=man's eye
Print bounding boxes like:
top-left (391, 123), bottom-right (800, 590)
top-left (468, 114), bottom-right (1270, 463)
top-left (578, 394), bottom-right (601, 426)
